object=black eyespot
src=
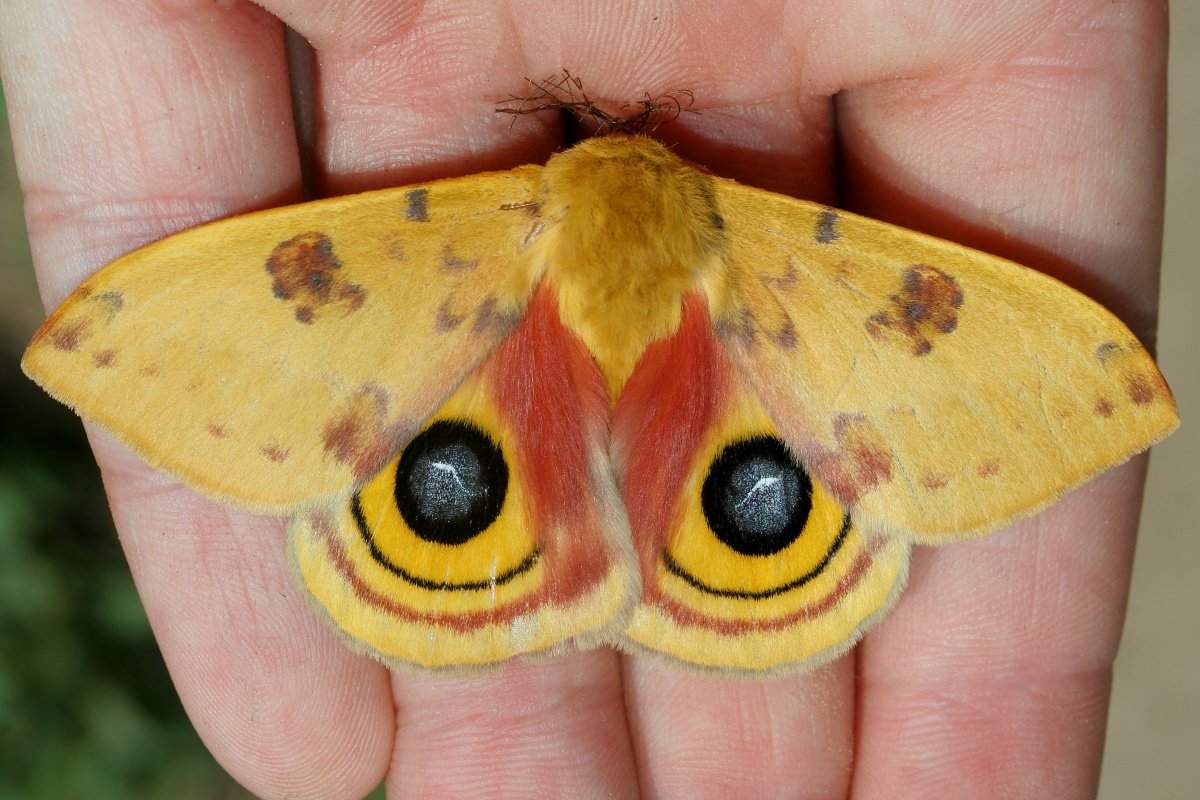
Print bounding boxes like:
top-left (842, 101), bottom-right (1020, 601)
top-left (393, 420), bottom-right (508, 546)
top-left (701, 436), bottom-right (812, 557)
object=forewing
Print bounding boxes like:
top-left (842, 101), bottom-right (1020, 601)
top-left (711, 181), bottom-right (1178, 540)
top-left (23, 167), bottom-right (543, 513)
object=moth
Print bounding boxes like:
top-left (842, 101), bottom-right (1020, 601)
top-left (22, 134), bottom-right (1177, 675)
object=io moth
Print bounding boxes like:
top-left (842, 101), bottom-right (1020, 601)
top-left (22, 134), bottom-right (1177, 675)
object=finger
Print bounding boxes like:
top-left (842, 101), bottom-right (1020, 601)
top-left (600, 24), bottom-right (855, 799)
top-left (388, 651), bottom-right (635, 797)
top-left (0, 3), bottom-right (394, 797)
top-left (853, 472), bottom-right (1143, 798)
top-left (826, 0), bottom-right (1167, 795)
top-left (264, 2), bottom-right (645, 795)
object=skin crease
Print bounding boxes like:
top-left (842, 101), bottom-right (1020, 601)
top-left (0, 0), bottom-right (1165, 798)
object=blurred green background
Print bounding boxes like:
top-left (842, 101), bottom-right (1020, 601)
top-left (0, 14), bottom-right (1197, 800)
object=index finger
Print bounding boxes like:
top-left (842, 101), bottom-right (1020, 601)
top-left (834, 1), bottom-right (1167, 795)
top-left (0, 3), bottom-right (394, 797)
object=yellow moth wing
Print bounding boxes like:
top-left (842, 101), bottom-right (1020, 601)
top-left (613, 294), bottom-right (909, 674)
top-left (290, 285), bottom-right (638, 671)
top-left (23, 167), bottom-right (543, 513)
top-left (711, 181), bottom-right (1178, 540)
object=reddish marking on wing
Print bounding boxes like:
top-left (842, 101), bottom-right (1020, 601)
top-left (483, 285), bottom-right (614, 599)
top-left (978, 460), bottom-right (1000, 477)
top-left (29, 284), bottom-right (126, 353)
top-left (265, 233), bottom-right (366, 324)
top-left (614, 293), bottom-right (728, 553)
top-left (833, 413), bottom-right (894, 493)
top-left (866, 265), bottom-right (963, 356)
top-left (1127, 375), bottom-right (1155, 405)
top-left (261, 443), bottom-right (290, 463)
top-left (322, 384), bottom-right (408, 480)
top-left (1095, 341), bottom-right (1169, 408)
top-left (322, 525), bottom-right (542, 632)
top-left (49, 318), bottom-right (89, 352)
top-left (921, 474), bottom-right (949, 491)
top-left (207, 423), bottom-right (230, 438)
top-left (381, 232), bottom-right (406, 261)
top-left (92, 349), bottom-right (117, 368)
top-left (438, 294), bottom-right (520, 337)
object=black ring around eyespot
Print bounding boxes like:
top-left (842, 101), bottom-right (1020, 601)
top-left (662, 512), bottom-right (852, 600)
top-left (351, 495), bottom-right (539, 591)
top-left (701, 436), bottom-right (814, 556)
top-left (393, 419), bottom-right (508, 546)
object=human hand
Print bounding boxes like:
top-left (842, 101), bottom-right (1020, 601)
top-left (0, 1), bottom-right (1165, 797)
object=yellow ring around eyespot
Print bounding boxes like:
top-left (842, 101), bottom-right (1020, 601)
top-left (665, 476), bottom-right (850, 595)
top-left (625, 531), bottom-right (911, 672)
top-left (658, 514), bottom-right (866, 624)
top-left (340, 376), bottom-right (543, 612)
top-left (652, 374), bottom-right (862, 622)
top-left (290, 507), bottom-right (638, 669)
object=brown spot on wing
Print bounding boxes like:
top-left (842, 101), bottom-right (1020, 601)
top-left (322, 384), bottom-right (409, 480)
top-left (207, 423), bottom-right (230, 438)
top-left (865, 265), bottom-right (963, 356)
top-left (1096, 341), bottom-right (1164, 407)
top-left (261, 442), bottom-right (290, 463)
top-left (441, 246), bottom-right (479, 273)
top-left (50, 318), bottom-right (90, 352)
top-left (437, 294), bottom-right (521, 338)
top-left (715, 308), bottom-right (759, 350)
top-left (1096, 341), bottom-right (1122, 364)
top-left (816, 209), bottom-right (841, 243)
top-left (381, 232), bottom-right (406, 261)
top-left (265, 233), bottom-right (366, 324)
top-left (1127, 375), bottom-right (1155, 405)
top-left (759, 259), bottom-right (798, 292)
top-left (921, 474), bottom-right (949, 491)
top-left (435, 298), bottom-right (467, 332)
top-left (833, 413), bottom-right (894, 493)
top-left (1094, 397), bottom-right (1115, 418)
top-left (471, 295), bottom-right (520, 337)
top-left (92, 349), bottom-right (117, 368)
top-left (769, 318), bottom-right (797, 349)
top-left (404, 188), bottom-right (429, 222)
top-left (95, 291), bottom-right (124, 315)
top-left (977, 460), bottom-right (1000, 477)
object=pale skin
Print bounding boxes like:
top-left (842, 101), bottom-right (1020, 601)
top-left (0, 1), bottom-right (1166, 798)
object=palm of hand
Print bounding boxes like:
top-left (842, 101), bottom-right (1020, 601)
top-left (0, 1), bottom-right (1164, 797)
